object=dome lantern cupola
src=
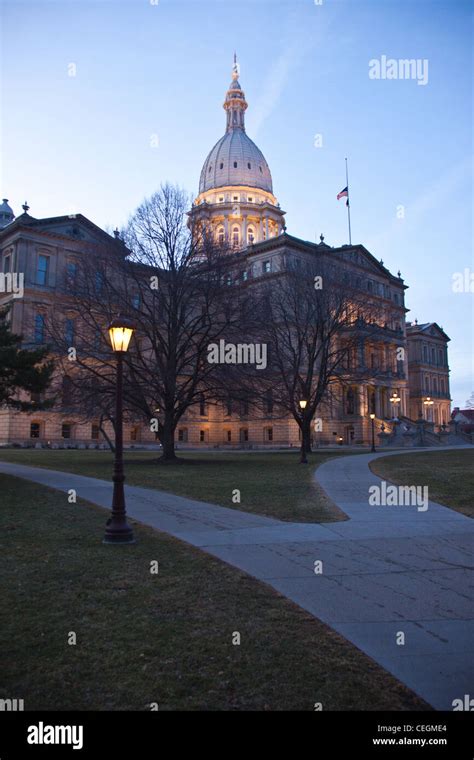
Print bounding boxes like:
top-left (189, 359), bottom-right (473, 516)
top-left (189, 57), bottom-right (286, 250)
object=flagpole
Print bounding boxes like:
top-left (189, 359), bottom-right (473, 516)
top-left (345, 157), bottom-right (352, 245)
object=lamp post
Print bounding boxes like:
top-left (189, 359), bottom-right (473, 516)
top-left (103, 316), bottom-right (136, 545)
top-left (423, 396), bottom-right (434, 422)
top-left (299, 399), bottom-right (308, 464)
top-left (369, 412), bottom-right (376, 452)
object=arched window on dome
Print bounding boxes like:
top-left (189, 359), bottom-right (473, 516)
top-left (217, 227), bottom-right (225, 245)
top-left (232, 226), bottom-right (240, 248)
top-left (247, 227), bottom-right (255, 245)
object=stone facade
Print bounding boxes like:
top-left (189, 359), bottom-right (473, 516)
top-left (0, 60), bottom-right (452, 448)
top-left (406, 321), bottom-right (451, 425)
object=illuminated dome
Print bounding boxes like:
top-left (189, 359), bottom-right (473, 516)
top-left (198, 57), bottom-right (273, 194)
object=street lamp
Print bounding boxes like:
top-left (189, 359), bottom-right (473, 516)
top-left (423, 396), bottom-right (434, 422)
top-left (299, 399), bottom-right (308, 464)
top-left (103, 316), bottom-right (136, 545)
top-left (390, 391), bottom-right (401, 419)
top-left (369, 412), bottom-right (376, 452)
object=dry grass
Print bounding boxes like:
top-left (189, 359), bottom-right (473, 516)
top-left (370, 450), bottom-right (474, 518)
top-left (0, 475), bottom-right (429, 711)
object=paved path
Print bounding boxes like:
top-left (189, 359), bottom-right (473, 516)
top-left (0, 448), bottom-right (472, 710)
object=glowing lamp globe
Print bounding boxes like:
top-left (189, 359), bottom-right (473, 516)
top-left (108, 316), bottom-right (135, 353)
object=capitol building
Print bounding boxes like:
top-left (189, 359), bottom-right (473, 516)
top-left (0, 60), bottom-right (452, 448)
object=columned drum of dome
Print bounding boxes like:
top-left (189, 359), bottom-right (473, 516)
top-left (189, 57), bottom-right (285, 249)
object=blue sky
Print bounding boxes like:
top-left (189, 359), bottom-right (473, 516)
top-left (1, 0), bottom-right (472, 407)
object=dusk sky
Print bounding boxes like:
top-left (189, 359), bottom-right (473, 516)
top-left (1, 0), bottom-right (472, 407)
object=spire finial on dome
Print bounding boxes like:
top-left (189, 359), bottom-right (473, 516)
top-left (232, 51), bottom-right (239, 80)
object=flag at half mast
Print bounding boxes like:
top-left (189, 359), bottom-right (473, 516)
top-left (337, 186), bottom-right (349, 206)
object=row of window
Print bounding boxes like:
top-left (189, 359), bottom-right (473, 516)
top-left (423, 375), bottom-right (449, 395)
top-left (28, 422), bottom-right (274, 444)
top-left (422, 344), bottom-right (447, 366)
top-left (208, 161), bottom-right (264, 173)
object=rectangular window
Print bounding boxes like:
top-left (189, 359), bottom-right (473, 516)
top-left (199, 430), bottom-right (206, 442)
top-left (66, 261), bottom-right (77, 290)
top-left (34, 314), bottom-right (45, 343)
top-left (226, 399), bottom-right (232, 416)
top-left (37, 254), bottom-right (49, 285)
top-left (263, 260), bottom-right (271, 273)
top-left (226, 430), bottom-right (232, 442)
top-left (132, 294), bottom-right (140, 309)
top-left (199, 398), bottom-right (207, 416)
top-left (3, 255), bottom-right (11, 274)
top-left (30, 422), bottom-right (40, 439)
top-left (61, 423), bottom-right (72, 439)
top-left (242, 270), bottom-right (248, 282)
top-left (91, 424), bottom-right (100, 440)
top-left (178, 428), bottom-right (188, 442)
top-left (65, 318), bottom-right (74, 346)
top-left (95, 271), bottom-right (105, 294)
top-left (130, 427), bottom-right (138, 441)
top-left (265, 427), bottom-right (273, 442)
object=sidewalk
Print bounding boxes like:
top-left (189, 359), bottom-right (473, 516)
top-left (0, 449), bottom-right (472, 710)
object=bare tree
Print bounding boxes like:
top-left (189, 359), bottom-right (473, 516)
top-left (232, 257), bottom-right (393, 455)
top-left (49, 184), bottom-right (239, 462)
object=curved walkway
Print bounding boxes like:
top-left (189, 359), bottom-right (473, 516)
top-left (0, 447), bottom-right (472, 710)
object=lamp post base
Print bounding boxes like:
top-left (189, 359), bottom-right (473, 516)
top-left (103, 519), bottom-right (135, 545)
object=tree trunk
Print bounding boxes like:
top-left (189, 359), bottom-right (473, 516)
top-left (302, 421), bottom-right (312, 455)
top-left (159, 414), bottom-right (178, 462)
top-left (99, 417), bottom-right (115, 453)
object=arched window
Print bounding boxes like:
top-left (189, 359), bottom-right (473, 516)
top-left (233, 161), bottom-right (238, 168)
top-left (217, 227), bottom-right (225, 245)
top-left (247, 227), bottom-right (255, 244)
top-left (232, 226), bottom-right (240, 248)
top-left (219, 162), bottom-right (224, 170)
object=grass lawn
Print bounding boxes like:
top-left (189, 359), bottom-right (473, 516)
top-left (0, 475), bottom-right (429, 711)
top-left (0, 449), bottom-right (360, 523)
top-left (370, 449), bottom-right (474, 518)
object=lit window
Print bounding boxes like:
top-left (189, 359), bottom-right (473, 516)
top-left (30, 422), bottom-right (41, 439)
top-left (37, 254), bottom-right (49, 285)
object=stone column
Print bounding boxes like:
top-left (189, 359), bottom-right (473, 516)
top-left (224, 215), bottom-right (229, 241)
top-left (375, 387), bottom-right (382, 418)
top-left (265, 217), bottom-right (269, 240)
top-left (259, 217), bottom-right (264, 242)
top-left (243, 215), bottom-right (248, 246)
